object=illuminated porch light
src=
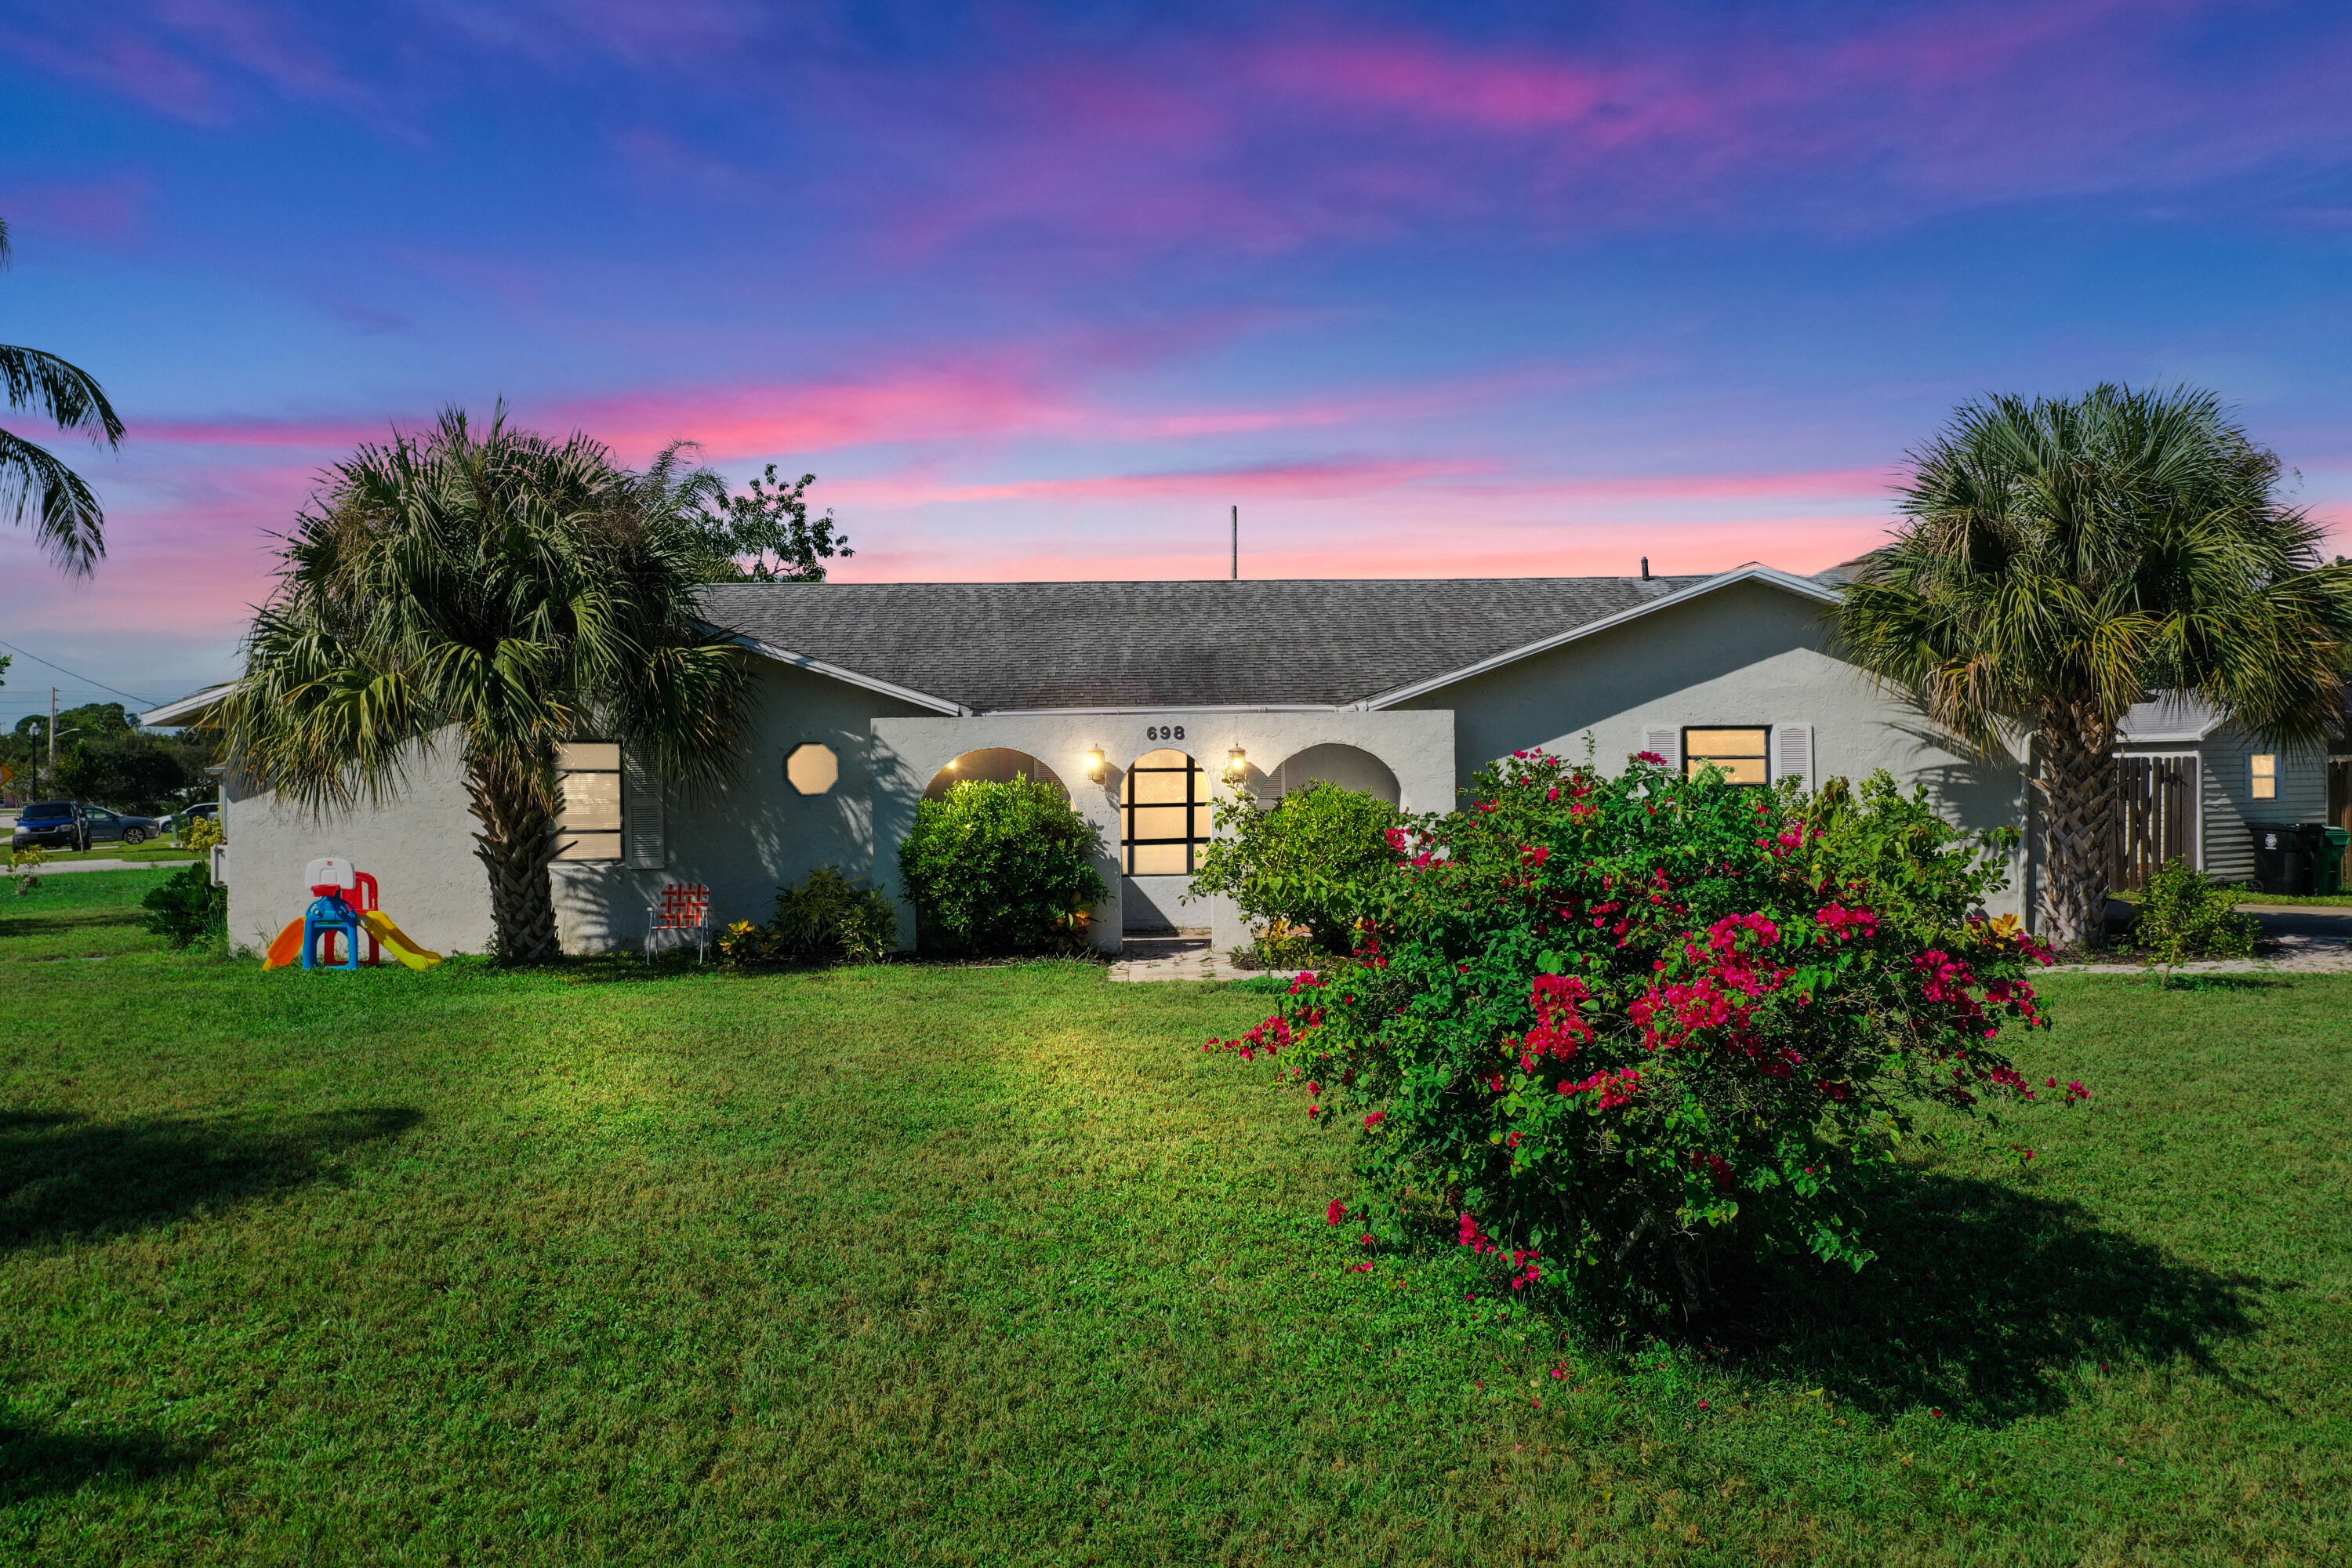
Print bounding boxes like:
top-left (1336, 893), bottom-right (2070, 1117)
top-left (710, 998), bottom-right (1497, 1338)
top-left (1224, 746), bottom-right (1247, 782)
top-left (1083, 746), bottom-right (1106, 782)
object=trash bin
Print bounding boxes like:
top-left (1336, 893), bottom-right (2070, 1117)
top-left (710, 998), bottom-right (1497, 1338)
top-left (2315, 825), bottom-right (2349, 897)
top-left (2247, 822), bottom-right (2312, 896)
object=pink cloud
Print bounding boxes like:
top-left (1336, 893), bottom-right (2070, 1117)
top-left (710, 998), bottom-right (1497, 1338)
top-left (0, 176), bottom-right (154, 249)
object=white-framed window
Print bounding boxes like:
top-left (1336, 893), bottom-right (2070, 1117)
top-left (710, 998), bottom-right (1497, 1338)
top-left (1123, 748), bottom-right (1210, 875)
top-left (1682, 727), bottom-right (1772, 786)
top-left (2250, 753), bottom-right (2278, 801)
top-left (556, 741), bottom-right (623, 861)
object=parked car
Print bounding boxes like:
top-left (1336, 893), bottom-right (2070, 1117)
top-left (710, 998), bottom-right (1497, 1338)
top-left (169, 801), bottom-right (220, 832)
top-left (9, 800), bottom-right (169, 852)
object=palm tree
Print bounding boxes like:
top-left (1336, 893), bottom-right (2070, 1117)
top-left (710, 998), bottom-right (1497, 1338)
top-left (1, 216), bottom-right (124, 574)
top-left (1837, 384), bottom-right (2352, 949)
top-left (220, 408), bottom-right (750, 962)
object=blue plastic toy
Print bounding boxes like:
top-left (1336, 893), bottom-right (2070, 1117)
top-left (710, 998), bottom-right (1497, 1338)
top-left (300, 856), bottom-right (363, 971)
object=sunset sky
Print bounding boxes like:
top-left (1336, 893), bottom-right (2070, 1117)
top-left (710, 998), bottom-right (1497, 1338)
top-left (5, 0), bottom-right (2352, 726)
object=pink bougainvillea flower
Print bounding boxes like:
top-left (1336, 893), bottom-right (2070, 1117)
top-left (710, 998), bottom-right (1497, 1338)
top-left (1327, 1199), bottom-right (1347, 1226)
top-left (1363, 1111), bottom-right (1387, 1128)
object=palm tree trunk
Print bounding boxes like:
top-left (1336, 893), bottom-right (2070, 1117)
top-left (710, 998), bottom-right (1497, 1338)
top-left (464, 753), bottom-right (561, 963)
top-left (2038, 707), bottom-right (2116, 951)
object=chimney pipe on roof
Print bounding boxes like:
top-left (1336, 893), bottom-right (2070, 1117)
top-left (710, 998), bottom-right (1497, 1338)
top-left (1640, 557), bottom-right (1650, 581)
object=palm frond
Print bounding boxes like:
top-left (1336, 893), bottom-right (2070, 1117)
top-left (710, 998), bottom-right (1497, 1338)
top-left (0, 425), bottom-right (106, 573)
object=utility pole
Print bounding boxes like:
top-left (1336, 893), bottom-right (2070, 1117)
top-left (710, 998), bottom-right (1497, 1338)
top-left (48, 687), bottom-right (57, 791)
top-left (1230, 505), bottom-right (1238, 580)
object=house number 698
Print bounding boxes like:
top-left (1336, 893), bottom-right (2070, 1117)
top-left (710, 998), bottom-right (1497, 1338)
top-left (1145, 724), bottom-right (1185, 741)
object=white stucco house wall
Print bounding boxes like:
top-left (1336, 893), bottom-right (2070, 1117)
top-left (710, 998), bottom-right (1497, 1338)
top-left (143, 563), bottom-right (2335, 958)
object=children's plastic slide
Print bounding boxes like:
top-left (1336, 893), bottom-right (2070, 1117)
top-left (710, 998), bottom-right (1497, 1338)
top-left (263, 910), bottom-right (442, 970)
top-left (359, 909), bottom-right (441, 969)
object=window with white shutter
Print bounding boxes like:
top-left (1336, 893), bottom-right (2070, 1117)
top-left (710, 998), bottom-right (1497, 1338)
top-left (1641, 727), bottom-right (1681, 771)
top-left (1682, 728), bottom-right (1771, 786)
top-left (1772, 724), bottom-right (1816, 792)
top-left (622, 745), bottom-right (666, 869)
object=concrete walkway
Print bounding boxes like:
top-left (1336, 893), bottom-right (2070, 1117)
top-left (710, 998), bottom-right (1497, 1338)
top-left (1111, 907), bottom-right (2352, 982)
top-left (2054, 902), bottom-right (2352, 975)
top-left (1108, 934), bottom-right (1303, 984)
top-left (14, 858), bottom-right (191, 876)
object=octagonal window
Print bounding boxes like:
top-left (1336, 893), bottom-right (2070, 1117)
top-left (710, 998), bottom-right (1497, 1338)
top-left (786, 742), bottom-right (840, 795)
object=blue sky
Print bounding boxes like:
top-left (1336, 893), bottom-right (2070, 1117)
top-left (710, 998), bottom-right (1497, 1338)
top-left (4, 0), bottom-right (2351, 726)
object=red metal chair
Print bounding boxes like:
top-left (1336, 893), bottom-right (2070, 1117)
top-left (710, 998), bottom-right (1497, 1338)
top-left (645, 882), bottom-right (713, 962)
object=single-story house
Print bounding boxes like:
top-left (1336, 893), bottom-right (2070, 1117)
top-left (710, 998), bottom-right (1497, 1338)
top-left (143, 563), bottom-right (2334, 956)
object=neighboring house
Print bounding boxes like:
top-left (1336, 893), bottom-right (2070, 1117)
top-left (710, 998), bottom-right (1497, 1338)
top-left (2112, 696), bottom-right (2333, 888)
top-left (146, 561), bottom-right (2318, 959)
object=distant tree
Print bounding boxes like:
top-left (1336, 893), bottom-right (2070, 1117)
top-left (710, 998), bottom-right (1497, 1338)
top-left (220, 408), bottom-right (750, 963)
top-left (1836, 384), bottom-right (2352, 949)
top-left (1, 216), bottom-right (124, 573)
top-left (3, 702), bottom-right (215, 811)
top-left (674, 454), bottom-right (852, 582)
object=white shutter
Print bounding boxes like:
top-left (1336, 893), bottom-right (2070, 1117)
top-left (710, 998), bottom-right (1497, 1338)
top-left (1773, 723), bottom-right (1816, 792)
top-left (1642, 727), bottom-right (1681, 772)
top-left (623, 746), bottom-right (666, 869)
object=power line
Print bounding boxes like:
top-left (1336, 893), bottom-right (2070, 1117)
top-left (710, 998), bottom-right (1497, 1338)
top-left (0, 638), bottom-right (167, 709)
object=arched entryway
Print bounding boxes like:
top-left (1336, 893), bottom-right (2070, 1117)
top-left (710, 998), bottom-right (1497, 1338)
top-left (1263, 742), bottom-right (1401, 805)
top-left (923, 747), bottom-right (1067, 800)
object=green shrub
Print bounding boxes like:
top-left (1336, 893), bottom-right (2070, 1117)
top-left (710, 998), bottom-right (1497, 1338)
top-left (2132, 858), bottom-right (2258, 971)
top-left (771, 866), bottom-right (898, 964)
top-left (899, 779), bottom-right (1108, 954)
top-left (142, 862), bottom-right (227, 949)
top-left (1191, 781), bottom-right (1404, 956)
top-left (177, 813), bottom-right (224, 853)
top-left (1209, 757), bottom-right (2078, 1318)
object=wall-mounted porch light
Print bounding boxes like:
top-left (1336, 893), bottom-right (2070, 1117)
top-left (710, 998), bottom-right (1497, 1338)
top-left (1083, 745), bottom-right (1106, 782)
top-left (1224, 746), bottom-right (1247, 782)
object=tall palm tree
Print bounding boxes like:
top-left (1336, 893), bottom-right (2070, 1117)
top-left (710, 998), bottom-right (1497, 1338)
top-left (1837, 384), bottom-right (2352, 949)
top-left (220, 408), bottom-right (749, 962)
top-left (1, 216), bottom-right (124, 574)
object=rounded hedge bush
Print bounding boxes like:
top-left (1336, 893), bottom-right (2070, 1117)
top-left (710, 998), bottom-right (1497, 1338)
top-left (899, 778), bottom-right (1108, 954)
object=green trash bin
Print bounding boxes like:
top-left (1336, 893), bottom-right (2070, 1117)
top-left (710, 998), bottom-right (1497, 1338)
top-left (2321, 826), bottom-right (2350, 896)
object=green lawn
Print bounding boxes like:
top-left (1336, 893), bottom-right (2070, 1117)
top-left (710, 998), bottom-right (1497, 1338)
top-left (15, 844), bottom-right (202, 865)
top-left (3, 871), bottom-right (2348, 1564)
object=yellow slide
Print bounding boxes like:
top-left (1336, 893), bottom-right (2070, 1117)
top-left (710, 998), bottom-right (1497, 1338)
top-left (361, 909), bottom-right (443, 969)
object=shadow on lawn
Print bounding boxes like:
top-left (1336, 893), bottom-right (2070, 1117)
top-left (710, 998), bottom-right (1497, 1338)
top-left (0, 1417), bottom-right (205, 1507)
top-left (0, 909), bottom-right (146, 941)
top-left (0, 1106), bottom-right (420, 1254)
top-left (1701, 1172), bottom-right (2261, 1425)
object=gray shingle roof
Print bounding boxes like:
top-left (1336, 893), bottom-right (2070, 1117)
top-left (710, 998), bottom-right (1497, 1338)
top-left (697, 576), bottom-right (1711, 712)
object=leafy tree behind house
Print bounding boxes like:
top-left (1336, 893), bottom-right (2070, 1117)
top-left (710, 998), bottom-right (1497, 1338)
top-left (1835, 384), bottom-right (2352, 949)
top-left (1, 216), bottom-right (124, 574)
top-left (0, 702), bottom-right (216, 811)
top-left (220, 408), bottom-right (750, 963)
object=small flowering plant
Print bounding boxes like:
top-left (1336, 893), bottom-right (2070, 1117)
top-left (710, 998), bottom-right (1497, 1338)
top-left (1209, 754), bottom-right (2075, 1314)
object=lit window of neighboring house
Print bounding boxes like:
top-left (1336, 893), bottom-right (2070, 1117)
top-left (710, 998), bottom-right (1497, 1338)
top-left (557, 742), bottom-right (623, 861)
top-left (1682, 727), bottom-right (1771, 786)
top-left (2250, 753), bottom-right (2278, 801)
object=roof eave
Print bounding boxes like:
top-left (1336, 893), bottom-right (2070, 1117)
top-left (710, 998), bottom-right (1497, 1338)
top-left (1355, 564), bottom-right (1842, 710)
top-left (140, 683), bottom-right (238, 728)
top-left (713, 627), bottom-right (969, 716)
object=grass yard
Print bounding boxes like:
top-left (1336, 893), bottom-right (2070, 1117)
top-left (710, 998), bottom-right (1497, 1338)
top-left (16, 845), bottom-right (204, 866)
top-left (2, 870), bottom-right (2349, 1564)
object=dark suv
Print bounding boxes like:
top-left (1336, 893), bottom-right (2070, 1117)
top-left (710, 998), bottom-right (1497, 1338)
top-left (10, 800), bottom-right (166, 852)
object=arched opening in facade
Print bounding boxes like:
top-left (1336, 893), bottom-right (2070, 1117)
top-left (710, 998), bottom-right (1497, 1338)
top-left (1262, 743), bottom-right (1401, 806)
top-left (1122, 748), bottom-right (1211, 875)
top-left (924, 747), bottom-right (1067, 801)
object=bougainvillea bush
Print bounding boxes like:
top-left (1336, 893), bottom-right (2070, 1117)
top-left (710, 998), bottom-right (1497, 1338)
top-left (1210, 753), bottom-right (2080, 1316)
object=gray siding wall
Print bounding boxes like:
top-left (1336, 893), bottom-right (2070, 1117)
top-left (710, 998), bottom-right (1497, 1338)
top-left (2186, 726), bottom-right (2328, 884)
top-left (1396, 579), bottom-right (2033, 920)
